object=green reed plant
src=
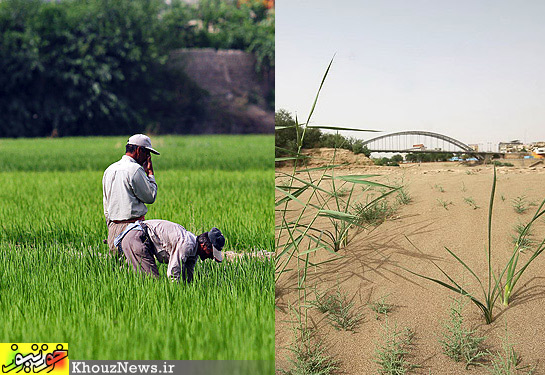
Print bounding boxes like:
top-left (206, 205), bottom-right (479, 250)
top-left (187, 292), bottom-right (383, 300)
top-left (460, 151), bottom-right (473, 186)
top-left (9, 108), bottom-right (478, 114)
top-left (503, 200), bottom-right (545, 305)
top-left (319, 174), bottom-right (397, 251)
top-left (404, 167), bottom-right (545, 324)
top-left (275, 58), bottom-right (391, 294)
top-left (275, 61), bottom-right (399, 372)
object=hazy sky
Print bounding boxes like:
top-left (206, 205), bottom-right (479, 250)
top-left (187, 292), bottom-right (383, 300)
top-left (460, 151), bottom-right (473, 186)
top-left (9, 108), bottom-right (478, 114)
top-left (276, 1), bottom-right (545, 151)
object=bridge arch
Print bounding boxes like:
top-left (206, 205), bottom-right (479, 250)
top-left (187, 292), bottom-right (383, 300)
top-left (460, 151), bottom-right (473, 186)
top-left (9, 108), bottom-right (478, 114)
top-left (362, 131), bottom-right (473, 152)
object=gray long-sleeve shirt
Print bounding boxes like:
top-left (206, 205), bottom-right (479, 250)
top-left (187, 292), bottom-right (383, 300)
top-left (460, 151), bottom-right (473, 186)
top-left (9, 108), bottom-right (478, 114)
top-left (103, 155), bottom-right (157, 221)
top-left (143, 220), bottom-right (198, 281)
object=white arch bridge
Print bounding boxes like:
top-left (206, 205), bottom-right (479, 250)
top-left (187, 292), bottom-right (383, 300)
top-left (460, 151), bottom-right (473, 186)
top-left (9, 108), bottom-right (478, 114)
top-left (362, 131), bottom-right (503, 160)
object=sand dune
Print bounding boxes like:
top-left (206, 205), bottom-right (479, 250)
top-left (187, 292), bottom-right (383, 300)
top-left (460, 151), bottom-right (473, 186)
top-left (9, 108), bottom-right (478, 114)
top-left (276, 161), bottom-right (545, 374)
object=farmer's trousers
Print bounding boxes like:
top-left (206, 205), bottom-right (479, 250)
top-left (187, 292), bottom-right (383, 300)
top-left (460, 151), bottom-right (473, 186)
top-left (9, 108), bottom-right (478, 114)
top-left (107, 221), bottom-right (129, 255)
top-left (119, 229), bottom-right (160, 278)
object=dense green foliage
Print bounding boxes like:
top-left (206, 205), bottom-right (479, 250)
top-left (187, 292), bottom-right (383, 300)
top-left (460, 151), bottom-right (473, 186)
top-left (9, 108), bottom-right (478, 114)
top-left (0, 0), bottom-right (274, 137)
top-left (0, 135), bottom-right (274, 359)
top-left (405, 152), bottom-right (455, 163)
top-left (275, 109), bottom-right (371, 158)
top-left (373, 154), bottom-right (403, 166)
top-left (159, 0), bottom-right (274, 73)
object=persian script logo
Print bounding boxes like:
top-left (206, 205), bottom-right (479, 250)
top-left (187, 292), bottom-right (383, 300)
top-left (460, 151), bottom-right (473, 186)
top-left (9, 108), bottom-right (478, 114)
top-left (1, 343), bottom-right (68, 374)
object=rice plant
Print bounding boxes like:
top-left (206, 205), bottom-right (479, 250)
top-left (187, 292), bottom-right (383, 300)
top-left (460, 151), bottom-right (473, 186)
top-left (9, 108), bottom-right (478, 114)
top-left (434, 184), bottom-right (445, 192)
top-left (439, 296), bottom-right (487, 368)
top-left (1, 135), bottom-right (272, 173)
top-left (374, 321), bottom-right (417, 375)
top-left (0, 135), bottom-right (274, 360)
top-left (1, 243), bottom-right (274, 360)
top-left (463, 197), bottom-right (479, 210)
top-left (404, 167), bottom-right (545, 324)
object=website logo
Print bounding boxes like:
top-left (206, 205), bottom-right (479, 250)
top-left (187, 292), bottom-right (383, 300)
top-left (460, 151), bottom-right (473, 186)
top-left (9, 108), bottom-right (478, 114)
top-left (1, 343), bottom-right (68, 374)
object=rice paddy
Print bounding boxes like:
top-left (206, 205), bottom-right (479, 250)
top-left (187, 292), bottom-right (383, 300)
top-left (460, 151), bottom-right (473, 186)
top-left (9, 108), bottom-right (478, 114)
top-left (0, 135), bottom-right (274, 361)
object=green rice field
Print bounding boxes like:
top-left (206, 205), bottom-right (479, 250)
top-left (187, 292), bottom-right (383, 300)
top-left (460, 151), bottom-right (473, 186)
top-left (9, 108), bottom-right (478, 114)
top-left (0, 135), bottom-right (274, 362)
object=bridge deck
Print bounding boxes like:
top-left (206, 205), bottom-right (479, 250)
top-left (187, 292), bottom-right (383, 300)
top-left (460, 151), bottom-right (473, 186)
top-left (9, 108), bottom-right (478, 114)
top-left (368, 149), bottom-right (503, 155)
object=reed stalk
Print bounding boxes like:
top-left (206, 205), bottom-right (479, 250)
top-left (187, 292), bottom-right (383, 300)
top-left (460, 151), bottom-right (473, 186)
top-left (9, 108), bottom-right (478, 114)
top-left (404, 167), bottom-right (545, 324)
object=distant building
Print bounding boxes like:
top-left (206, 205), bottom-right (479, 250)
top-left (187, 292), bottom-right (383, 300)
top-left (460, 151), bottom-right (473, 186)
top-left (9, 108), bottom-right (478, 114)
top-left (412, 144), bottom-right (426, 150)
top-left (530, 142), bottom-right (545, 157)
top-left (530, 141), bottom-right (545, 148)
top-left (499, 140), bottom-right (525, 153)
top-left (468, 144), bottom-right (479, 151)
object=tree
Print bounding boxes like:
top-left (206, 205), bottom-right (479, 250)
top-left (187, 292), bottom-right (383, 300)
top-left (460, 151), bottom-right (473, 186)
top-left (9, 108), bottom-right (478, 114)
top-left (0, 0), bottom-right (273, 137)
top-left (351, 138), bottom-right (371, 157)
top-left (275, 109), bottom-right (321, 157)
top-left (0, 0), bottom-right (200, 137)
top-left (391, 154), bottom-right (404, 163)
top-left (321, 133), bottom-right (347, 148)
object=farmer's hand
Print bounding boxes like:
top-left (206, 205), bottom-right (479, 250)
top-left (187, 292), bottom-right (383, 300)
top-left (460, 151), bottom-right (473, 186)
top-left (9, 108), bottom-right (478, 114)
top-left (144, 155), bottom-right (154, 176)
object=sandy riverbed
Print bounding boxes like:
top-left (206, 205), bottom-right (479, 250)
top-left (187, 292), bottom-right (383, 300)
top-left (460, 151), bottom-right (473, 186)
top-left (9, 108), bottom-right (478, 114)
top-left (276, 160), bottom-right (545, 374)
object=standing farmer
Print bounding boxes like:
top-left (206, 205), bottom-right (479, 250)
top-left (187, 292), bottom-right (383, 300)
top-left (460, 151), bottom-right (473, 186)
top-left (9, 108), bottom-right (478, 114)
top-left (103, 134), bottom-right (160, 255)
top-left (114, 220), bottom-right (225, 282)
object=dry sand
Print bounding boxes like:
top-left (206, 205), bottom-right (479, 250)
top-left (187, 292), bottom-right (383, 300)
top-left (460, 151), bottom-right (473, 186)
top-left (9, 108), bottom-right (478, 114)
top-left (276, 158), bottom-right (545, 374)
top-left (300, 148), bottom-right (375, 167)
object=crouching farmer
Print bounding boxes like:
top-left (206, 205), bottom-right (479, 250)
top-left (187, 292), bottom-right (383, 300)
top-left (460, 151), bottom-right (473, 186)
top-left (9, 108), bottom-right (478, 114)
top-left (114, 219), bottom-right (225, 282)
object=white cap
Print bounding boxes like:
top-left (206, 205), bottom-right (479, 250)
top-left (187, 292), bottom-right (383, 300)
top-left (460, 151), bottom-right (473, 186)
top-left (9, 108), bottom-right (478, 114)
top-left (208, 227), bottom-right (225, 263)
top-left (212, 246), bottom-right (224, 263)
top-left (127, 134), bottom-right (160, 155)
